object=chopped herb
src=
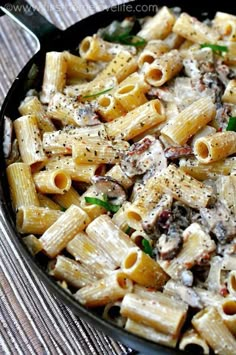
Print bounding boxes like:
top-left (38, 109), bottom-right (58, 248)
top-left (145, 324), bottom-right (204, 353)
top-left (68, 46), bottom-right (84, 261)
top-left (98, 19), bottom-right (145, 47)
top-left (142, 239), bottom-right (153, 257)
top-left (102, 194), bottom-right (108, 203)
top-left (98, 20), bottom-right (133, 42)
top-left (85, 196), bottom-right (120, 213)
top-left (125, 226), bottom-right (131, 235)
top-left (82, 87), bottom-right (114, 99)
top-left (61, 207), bottom-right (67, 212)
top-left (200, 43), bottom-right (228, 54)
top-left (226, 117), bottom-right (236, 131)
top-left (119, 35), bottom-right (146, 47)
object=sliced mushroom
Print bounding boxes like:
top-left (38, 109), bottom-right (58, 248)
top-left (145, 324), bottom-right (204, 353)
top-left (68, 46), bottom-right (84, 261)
top-left (121, 136), bottom-right (167, 178)
top-left (200, 202), bottom-right (236, 244)
top-left (3, 116), bottom-right (13, 159)
top-left (91, 175), bottom-right (127, 205)
top-left (156, 226), bottom-right (183, 260)
top-left (142, 194), bottom-right (173, 238)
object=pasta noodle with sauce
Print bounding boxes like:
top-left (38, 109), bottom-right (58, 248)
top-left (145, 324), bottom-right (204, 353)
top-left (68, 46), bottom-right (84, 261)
top-left (4, 6), bottom-right (236, 354)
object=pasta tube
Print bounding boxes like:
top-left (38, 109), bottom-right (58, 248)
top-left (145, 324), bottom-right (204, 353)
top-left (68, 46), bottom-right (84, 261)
top-left (179, 329), bottom-right (209, 354)
top-left (52, 187), bottom-right (81, 209)
top-left (144, 50), bottom-right (183, 87)
top-left (46, 156), bottom-right (101, 183)
top-left (126, 177), bottom-right (171, 230)
top-left (72, 140), bottom-right (129, 165)
top-left (137, 6), bottom-right (175, 41)
top-left (96, 94), bottom-right (126, 122)
top-left (192, 307), bottom-right (236, 355)
top-left (33, 169), bottom-right (71, 194)
top-left (18, 96), bottom-right (55, 133)
top-left (40, 205), bottom-right (90, 258)
top-left (194, 131), bottom-right (236, 163)
top-left (138, 40), bottom-right (169, 67)
top-left (121, 247), bottom-right (169, 288)
top-left (125, 319), bottom-right (177, 348)
top-left (14, 115), bottom-right (47, 169)
top-left (79, 35), bottom-right (136, 61)
top-left (6, 162), bottom-right (39, 210)
top-left (66, 232), bottom-right (117, 277)
top-left (40, 51), bottom-right (67, 103)
top-left (86, 215), bottom-right (135, 266)
top-left (49, 255), bottom-right (97, 288)
top-left (96, 51), bottom-right (138, 83)
top-left (218, 298), bottom-right (236, 336)
top-left (114, 82), bottom-right (148, 112)
top-left (213, 12), bottom-right (236, 42)
top-left (158, 165), bottom-right (213, 209)
top-left (23, 235), bottom-right (43, 256)
top-left (161, 97), bottom-right (216, 145)
top-left (74, 271), bottom-right (133, 307)
top-left (16, 206), bottom-right (63, 234)
top-left (179, 157), bottom-right (236, 180)
top-left (63, 51), bottom-right (101, 80)
top-left (173, 12), bottom-right (220, 44)
top-left (105, 99), bottom-right (166, 140)
top-left (42, 124), bottom-right (107, 155)
top-left (64, 76), bottom-right (117, 98)
top-left (47, 93), bottom-right (85, 126)
top-left (38, 193), bottom-right (61, 210)
top-left (121, 293), bottom-right (187, 337)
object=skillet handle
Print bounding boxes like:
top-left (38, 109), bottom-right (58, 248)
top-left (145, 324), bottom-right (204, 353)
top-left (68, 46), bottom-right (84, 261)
top-left (0, 0), bottom-right (61, 50)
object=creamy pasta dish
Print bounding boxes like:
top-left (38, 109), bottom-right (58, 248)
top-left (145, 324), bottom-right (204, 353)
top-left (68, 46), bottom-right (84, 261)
top-left (4, 6), bottom-right (236, 354)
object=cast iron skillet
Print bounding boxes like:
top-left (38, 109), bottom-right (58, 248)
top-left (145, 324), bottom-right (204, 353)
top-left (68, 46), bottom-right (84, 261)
top-left (0, 1), bottom-right (235, 354)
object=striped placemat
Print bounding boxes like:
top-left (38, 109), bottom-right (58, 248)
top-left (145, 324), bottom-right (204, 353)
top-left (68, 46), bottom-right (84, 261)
top-left (0, 1), bottom-right (136, 354)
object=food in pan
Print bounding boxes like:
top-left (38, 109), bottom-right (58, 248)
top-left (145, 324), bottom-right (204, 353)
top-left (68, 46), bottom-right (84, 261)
top-left (4, 6), bottom-right (236, 354)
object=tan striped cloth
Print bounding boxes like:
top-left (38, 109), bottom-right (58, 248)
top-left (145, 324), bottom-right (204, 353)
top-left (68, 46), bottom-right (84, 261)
top-left (0, 1), bottom-right (135, 354)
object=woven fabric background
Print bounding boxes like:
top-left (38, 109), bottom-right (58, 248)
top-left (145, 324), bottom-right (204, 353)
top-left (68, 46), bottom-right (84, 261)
top-left (0, 1), bottom-right (137, 354)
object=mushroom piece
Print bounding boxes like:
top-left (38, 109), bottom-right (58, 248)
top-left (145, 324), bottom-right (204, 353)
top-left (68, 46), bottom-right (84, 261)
top-left (91, 175), bottom-right (127, 205)
top-left (3, 116), bottom-right (13, 159)
top-left (156, 225), bottom-right (183, 260)
top-left (142, 195), bottom-right (173, 238)
top-left (200, 202), bottom-right (236, 244)
top-left (120, 135), bottom-right (167, 178)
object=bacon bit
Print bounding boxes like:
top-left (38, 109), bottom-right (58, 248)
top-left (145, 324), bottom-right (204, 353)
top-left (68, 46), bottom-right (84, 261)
top-left (184, 262), bottom-right (193, 268)
top-left (146, 287), bottom-right (156, 292)
top-left (219, 287), bottom-right (229, 297)
top-left (127, 138), bottom-right (153, 156)
top-left (65, 147), bottom-right (72, 153)
top-left (158, 210), bottom-right (171, 229)
top-left (164, 146), bottom-right (193, 160)
top-left (217, 127), bottom-right (223, 132)
top-left (196, 252), bottom-right (211, 265)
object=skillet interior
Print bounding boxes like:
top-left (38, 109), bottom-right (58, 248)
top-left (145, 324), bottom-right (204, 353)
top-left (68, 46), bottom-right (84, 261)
top-left (0, 1), bottom-right (235, 353)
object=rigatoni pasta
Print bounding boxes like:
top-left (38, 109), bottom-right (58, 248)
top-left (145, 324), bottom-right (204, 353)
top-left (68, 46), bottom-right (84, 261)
top-left (5, 5), bottom-right (236, 354)
top-left (40, 205), bottom-right (90, 258)
top-left (7, 162), bottom-right (39, 210)
top-left (40, 51), bottom-right (67, 104)
top-left (192, 307), bottom-right (236, 355)
top-left (14, 115), bottom-right (47, 169)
